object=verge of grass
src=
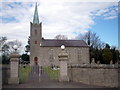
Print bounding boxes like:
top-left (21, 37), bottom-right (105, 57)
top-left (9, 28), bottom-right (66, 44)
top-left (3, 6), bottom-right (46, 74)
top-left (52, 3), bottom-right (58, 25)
top-left (43, 67), bottom-right (59, 80)
top-left (19, 65), bottom-right (31, 83)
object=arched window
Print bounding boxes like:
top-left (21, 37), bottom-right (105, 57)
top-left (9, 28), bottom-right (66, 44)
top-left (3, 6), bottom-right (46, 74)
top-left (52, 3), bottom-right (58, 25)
top-left (49, 49), bottom-right (54, 62)
top-left (35, 29), bottom-right (37, 35)
top-left (77, 49), bottom-right (81, 61)
top-left (34, 57), bottom-right (38, 65)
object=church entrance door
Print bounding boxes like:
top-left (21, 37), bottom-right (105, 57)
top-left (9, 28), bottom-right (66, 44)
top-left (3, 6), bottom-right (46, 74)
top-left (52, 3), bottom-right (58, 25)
top-left (34, 57), bottom-right (38, 65)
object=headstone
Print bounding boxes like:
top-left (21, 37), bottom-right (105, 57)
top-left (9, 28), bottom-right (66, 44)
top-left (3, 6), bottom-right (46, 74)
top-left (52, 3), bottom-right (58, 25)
top-left (58, 48), bottom-right (69, 82)
top-left (91, 58), bottom-right (95, 64)
top-left (115, 61), bottom-right (118, 64)
top-left (8, 53), bottom-right (20, 84)
top-left (97, 60), bottom-right (100, 64)
top-left (110, 60), bottom-right (113, 64)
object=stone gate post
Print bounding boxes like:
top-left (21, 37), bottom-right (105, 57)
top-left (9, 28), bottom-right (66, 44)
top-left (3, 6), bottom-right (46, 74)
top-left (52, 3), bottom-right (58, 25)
top-left (8, 52), bottom-right (20, 84)
top-left (58, 45), bottom-right (69, 82)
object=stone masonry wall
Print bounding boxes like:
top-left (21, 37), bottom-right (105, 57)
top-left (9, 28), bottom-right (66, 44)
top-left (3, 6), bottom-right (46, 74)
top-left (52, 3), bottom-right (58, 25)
top-left (68, 64), bottom-right (119, 87)
top-left (36, 47), bottom-right (89, 66)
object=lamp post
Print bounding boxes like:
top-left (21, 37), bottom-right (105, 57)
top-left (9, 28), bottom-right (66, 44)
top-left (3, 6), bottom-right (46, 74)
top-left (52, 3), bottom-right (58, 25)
top-left (13, 45), bottom-right (18, 53)
top-left (13, 45), bottom-right (17, 51)
top-left (61, 45), bottom-right (65, 50)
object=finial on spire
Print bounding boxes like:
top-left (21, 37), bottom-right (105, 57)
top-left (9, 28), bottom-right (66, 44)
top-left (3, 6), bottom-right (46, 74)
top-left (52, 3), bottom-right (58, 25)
top-left (33, 2), bottom-right (39, 24)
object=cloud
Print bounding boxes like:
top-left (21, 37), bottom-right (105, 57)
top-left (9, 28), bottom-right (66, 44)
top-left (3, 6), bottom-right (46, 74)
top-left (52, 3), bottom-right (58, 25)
top-left (0, 22), bottom-right (29, 45)
top-left (93, 5), bottom-right (118, 20)
top-left (104, 16), bottom-right (117, 19)
top-left (0, 0), bottom-right (118, 50)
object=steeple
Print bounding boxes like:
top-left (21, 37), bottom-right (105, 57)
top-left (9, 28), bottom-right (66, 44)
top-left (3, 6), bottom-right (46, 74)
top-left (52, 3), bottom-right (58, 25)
top-left (33, 3), bottom-right (39, 24)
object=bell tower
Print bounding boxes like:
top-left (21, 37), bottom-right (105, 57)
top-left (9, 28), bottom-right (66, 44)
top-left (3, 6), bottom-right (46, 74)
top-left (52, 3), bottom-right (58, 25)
top-left (30, 3), bottom-right (42, 66)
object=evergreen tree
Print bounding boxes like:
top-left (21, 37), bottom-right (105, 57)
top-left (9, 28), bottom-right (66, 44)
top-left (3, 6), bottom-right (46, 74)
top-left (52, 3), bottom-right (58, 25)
top-left (102, 48), bottom-right (113, 64)
top-left (21, 54), bottom-right (30, 64)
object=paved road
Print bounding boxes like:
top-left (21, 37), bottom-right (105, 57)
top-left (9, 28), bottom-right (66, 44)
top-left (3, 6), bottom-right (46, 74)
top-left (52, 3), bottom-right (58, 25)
top-left (3, 65), bottom-right (105, 88)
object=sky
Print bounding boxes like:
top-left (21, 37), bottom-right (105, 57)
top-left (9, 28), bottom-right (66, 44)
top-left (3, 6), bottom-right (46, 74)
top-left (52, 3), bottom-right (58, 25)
top-left (0, 0), bottom-right (119, 51)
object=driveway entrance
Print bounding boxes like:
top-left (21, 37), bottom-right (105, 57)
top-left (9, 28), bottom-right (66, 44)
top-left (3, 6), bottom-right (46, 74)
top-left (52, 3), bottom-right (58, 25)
top-left (3, 64), bottom-right (105, 88)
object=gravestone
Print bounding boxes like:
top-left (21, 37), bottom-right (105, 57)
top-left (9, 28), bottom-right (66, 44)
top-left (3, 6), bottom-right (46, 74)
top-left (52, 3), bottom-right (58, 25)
top-left (110, 60), bottom-right (113, 64)
top-left (91, 58), bottom-right (95, 64)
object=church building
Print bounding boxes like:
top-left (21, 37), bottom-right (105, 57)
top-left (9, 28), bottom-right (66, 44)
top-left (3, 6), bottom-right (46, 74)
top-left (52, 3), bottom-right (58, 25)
top-left (30, 3), bottom-right (90, 66)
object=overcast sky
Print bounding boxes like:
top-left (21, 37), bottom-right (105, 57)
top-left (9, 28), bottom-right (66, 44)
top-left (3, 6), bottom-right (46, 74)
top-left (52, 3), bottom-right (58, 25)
top-left (0, 0), bottom-right (119, 52)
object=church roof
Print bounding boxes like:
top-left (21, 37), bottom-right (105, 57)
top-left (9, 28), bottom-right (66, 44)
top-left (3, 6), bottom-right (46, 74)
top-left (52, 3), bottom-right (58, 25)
top-left (33, 3), bottom-right (39, 24)
top-left (41, 39), bottom-right (88, 47)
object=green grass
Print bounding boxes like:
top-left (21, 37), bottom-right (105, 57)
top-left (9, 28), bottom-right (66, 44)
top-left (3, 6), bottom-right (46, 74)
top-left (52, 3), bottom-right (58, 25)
top-left (43, 67), bottom-right (59, 80)
top-left (19, 65), bottom-right (31, 83)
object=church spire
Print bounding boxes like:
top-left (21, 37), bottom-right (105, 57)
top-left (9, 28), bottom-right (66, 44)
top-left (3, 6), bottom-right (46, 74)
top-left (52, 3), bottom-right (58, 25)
top-left (33, 2), bottom-right (39, 24)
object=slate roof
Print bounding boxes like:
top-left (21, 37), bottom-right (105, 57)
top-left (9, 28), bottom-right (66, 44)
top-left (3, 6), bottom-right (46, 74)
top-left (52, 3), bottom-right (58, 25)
top-left (41, 39), bottom-right (88, 47)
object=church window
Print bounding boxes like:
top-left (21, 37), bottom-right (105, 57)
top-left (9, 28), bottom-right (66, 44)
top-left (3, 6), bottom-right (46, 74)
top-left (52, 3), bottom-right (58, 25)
top-left (35, 41), bottom-right (37, 44)
top-left (77, 49), bottom-right (81, 61)
top-left (49, 49), bottom-right (54, 63)
top-left (35, 29), bottom-right (37, 35)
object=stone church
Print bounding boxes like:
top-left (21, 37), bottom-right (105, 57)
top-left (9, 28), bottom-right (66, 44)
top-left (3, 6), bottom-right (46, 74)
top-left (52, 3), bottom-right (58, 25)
top-left (30, 4), bottom-right (90, 66)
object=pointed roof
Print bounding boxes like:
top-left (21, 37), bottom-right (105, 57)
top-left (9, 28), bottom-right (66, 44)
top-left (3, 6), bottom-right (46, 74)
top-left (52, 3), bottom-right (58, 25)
top-left (33, 3), bottom-right (39, 24)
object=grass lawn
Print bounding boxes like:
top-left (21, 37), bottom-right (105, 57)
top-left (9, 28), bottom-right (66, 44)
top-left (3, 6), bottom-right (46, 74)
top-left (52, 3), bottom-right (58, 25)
top-left (43, 67), bottom-right (59, 80)
top-left (19, 65), bottom-right (31, 83)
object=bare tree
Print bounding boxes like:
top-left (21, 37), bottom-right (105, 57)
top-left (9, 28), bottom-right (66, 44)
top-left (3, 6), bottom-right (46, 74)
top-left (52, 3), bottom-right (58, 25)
top-left (54, 34), bottom-right (68, 40)
top-left (0, 37), bottom-right (7, 50)
top-left (98, 42), bottom-right (106, 49)
top-left (2, 44), bottom-right (9, 53)
top-left (76, 31), bottom-right (103, 48)
top-left (4, 40), bottom-right (22, 54)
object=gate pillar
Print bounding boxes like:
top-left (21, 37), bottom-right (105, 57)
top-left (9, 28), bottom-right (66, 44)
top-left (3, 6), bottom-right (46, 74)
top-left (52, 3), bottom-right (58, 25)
top-left (8, 50), bottom-right (20, 84)
top-left (58, 45), bottom-right (69, 82)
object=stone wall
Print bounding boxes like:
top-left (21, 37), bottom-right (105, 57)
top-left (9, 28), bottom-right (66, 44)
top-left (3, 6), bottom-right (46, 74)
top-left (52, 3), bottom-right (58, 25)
top-left (68, 64), bottom-right (119, 87)
top-left (2, 65), bottom-right (10, 85)
top-left (35, 47), bottom-right (90, 66)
